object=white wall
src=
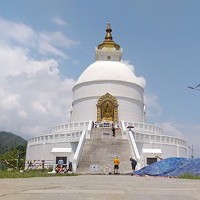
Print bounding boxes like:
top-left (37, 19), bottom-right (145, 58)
top-left (71, 80), bottom-right (144, 122)
top-left (26, 142), bottom-right (78, 162)
top-left (137, 141), bottom-right (187, 158)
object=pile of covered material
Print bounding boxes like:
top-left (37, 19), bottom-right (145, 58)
top-left (135, 157), bottom-right (200, 177)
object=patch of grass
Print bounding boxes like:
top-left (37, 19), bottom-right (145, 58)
top-left (0, 169), bottom-right (78, 178)
top-left (179, 173), bottom-right (200, 180)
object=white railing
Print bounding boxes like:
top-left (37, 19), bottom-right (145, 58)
top-left (94, 122), bottom-right (120, 128)
top-left (72, 130), bottom-right (86, 172)
top-left (27, 131), bottom-right (83, 147)
top-left (132, 131), bottom-right (187, 147)
top-left (124, 121), bottom-right (163, 135)
top-left (27, 121), bottom-right (91, 147)
top-left (52, 121), bottom-right (90, 133)
top-left (122, 121), bottom-right (187, 147)
top-left (27, 120), bottom-right (187, 148)
top-left (86, 120), bottom-right (93, 139)
top-left (120, 120), bottom-right (128, 137)
top-left (128, 130), bottom-right (140, 160)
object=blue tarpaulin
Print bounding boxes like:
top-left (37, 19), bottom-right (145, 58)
top-left (135, 157), bottom-right (200, 177)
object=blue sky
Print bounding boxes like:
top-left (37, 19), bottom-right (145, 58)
top-left (0, 0), bottom-right (200, 156)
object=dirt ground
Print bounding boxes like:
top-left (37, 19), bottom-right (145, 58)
top-left (0, 175), bottom-right (200, 200)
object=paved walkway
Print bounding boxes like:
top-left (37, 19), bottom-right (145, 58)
top-left (0, 175), bottom-right (200, 200)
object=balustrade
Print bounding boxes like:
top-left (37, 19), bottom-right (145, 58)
top-left (28, 120), bottom-right (187, 148)
top-left (124, 121), bottom-right (163, 135)
top-left (131, 131), bottom-right (186, 147)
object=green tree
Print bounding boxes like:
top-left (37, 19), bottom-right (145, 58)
top-left (0, 145), bottom-right (26, 170)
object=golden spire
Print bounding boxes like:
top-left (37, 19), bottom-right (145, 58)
top-left (105, 22), bottom-right (113, 41)
top-left (98, 23), bottom-right (120, 50)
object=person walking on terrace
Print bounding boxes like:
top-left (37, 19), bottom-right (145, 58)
top-left (112, 123), bottom-right (115, 137)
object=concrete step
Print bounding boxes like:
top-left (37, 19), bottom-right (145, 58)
top-left (90, 127), bottom-right (124, 139)
top-left (77, 128), bottom-right (133, 174)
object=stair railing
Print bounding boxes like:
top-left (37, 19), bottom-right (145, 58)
top-left (128, 130), bottom-right (141, 169)
top-left (72, 130), bottom-right (86, 172)
top-left (120, 120), bottom-right (128, 138)
top-left (86, 120), bottom-right (93, 139)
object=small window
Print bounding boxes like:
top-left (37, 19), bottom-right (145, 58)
top-left (147, 157), bottom-right (157, 165)
top-left (56, 157), bottom-right (67, 166)
top-left (107, 56), bottom-right (111, 60)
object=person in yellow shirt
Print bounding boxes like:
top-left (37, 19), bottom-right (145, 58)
top-left (113, 156), bottom-right (120, 174)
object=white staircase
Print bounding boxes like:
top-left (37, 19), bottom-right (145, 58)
top-left (77, 127), bottom-right (133, 174)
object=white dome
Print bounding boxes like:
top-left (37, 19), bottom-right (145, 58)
top-left (75, 61), bottom-right (143, 87)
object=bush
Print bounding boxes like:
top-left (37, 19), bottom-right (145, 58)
top-left (179, 173), bottom-right (200, 180)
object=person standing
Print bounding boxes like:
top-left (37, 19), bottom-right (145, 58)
top-left (68, 161), bottom-right (72, 172)
top-left (113, 156), bottom-right (120, 174)
top-left (27, 160), bottom-right (32, 169)
top-left (41, 160), bottom-right (45, 171)
top-left (112, 123), bottom-right (115, 137)
top-left (130, 158), bottom-right (137, 175)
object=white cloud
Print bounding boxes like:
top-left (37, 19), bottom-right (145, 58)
top-left (39, 31), bottom-right (80, 48)
top-left (18, 110), bottom-right (27, 118)
top-left (123, 60), bottom-right (146, 88)
top-left (37, 32), bottom-right (79, 58)
top-left (32, 101), bottom-right (48, 114)
top-left (0, 16), bottom-right (76, 140)
top-left (0, 17), bottom-right (79, 59)
top-left (38, 41), bottom-right (68, 58)
top-left (2, 94), bottom-right (20, 110)
top-left (0, 17), bottom-right (36, 47)
top-left (50, 16), bottom-right (67, 26)
top-left (144, 93), bottom-right (162, 120)
top-left (156, 122), bottom-right (183, 137)
top-left (144, 92), bottom-right (200, 157)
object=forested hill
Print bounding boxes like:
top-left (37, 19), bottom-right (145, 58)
top-left (0, 131), bottom-right (27, 156)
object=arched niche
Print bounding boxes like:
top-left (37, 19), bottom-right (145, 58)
top-left (96, 93), bottom-right (118, 123)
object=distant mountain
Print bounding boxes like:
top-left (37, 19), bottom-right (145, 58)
top-left (0, 131), bottom-right (27, 156)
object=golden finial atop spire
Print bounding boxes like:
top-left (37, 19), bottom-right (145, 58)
top-left (104, 22), bottom-right (113, 41)
top-left (97, 22), bottom-right (120, 50)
